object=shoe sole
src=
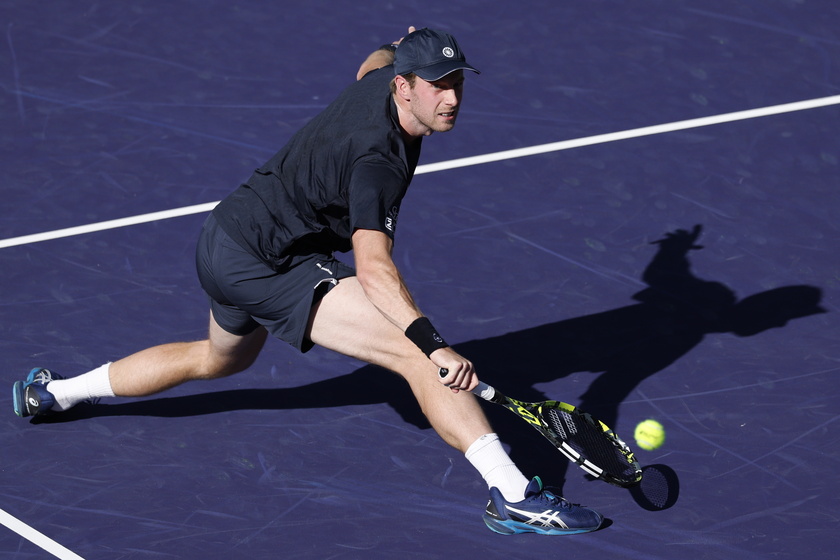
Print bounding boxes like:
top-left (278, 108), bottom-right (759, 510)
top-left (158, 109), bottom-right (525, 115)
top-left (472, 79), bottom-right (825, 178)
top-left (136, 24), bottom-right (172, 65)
top-left (483, 516), bottom-right (600, 536)
top-left (12, 381), bottom-right (27, 417)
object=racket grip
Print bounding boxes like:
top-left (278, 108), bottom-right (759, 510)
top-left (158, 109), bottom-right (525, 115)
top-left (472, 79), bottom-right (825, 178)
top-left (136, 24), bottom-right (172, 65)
top-left (438, 368), bottom-right (496, 401)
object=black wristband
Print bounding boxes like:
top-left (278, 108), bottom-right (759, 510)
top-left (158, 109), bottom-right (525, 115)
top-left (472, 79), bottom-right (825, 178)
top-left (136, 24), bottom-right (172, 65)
top-left (405, 317), bottom-right (448, 357)
top-left (379, 43), bottom-right (398, 52)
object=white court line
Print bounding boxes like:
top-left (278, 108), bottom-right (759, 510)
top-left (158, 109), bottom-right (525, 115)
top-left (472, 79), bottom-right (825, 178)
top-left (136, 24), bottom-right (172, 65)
top-left (1, 94), bottom-right (839, 251)
top-left (0, 508), bottom-right (86, 560)
top-left (0, 202), bottom-right (219, 249)
top-left (419, 94), bottom-right (840, 173)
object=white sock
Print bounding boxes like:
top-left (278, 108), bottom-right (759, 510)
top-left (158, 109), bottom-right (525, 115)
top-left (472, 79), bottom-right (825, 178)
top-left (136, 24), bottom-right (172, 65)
top-left (48, 363), bottom-right (115, 411)
top-left (465, 433), bottom-right (529, 502)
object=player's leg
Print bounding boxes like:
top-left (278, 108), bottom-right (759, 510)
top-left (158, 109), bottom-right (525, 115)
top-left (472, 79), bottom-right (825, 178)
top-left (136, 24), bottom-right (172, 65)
top-left (307, 276), bottom-right (489, 452)
top-left (307, 276), bottom-right (603, 534)
top-left (107, 312), bottom-right (268, 397)
top-left (16, 312), bottom-right (268, 416)
top-left (14, 211), bottom-right (273, 416)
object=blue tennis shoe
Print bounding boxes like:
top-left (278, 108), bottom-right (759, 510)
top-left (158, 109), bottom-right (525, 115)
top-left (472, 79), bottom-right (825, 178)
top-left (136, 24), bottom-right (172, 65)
top-left (13, 368), bottom-right (61, 418)
top-left (483, 477), bottom-right (603, 535)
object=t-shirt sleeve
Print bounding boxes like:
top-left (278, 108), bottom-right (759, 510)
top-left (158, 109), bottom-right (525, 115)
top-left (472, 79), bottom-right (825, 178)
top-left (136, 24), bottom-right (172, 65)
top-left (347, 159), bottom-right (408, 239)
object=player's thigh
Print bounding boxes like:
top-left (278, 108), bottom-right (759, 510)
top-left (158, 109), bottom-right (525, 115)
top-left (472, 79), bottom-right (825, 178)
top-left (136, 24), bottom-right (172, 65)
top-left (307, 277), bottom-right (418, 369)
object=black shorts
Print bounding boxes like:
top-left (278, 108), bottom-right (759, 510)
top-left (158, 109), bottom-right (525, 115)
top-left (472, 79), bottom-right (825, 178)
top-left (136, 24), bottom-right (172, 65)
top-left (195, 214), bottom-right (355, 352)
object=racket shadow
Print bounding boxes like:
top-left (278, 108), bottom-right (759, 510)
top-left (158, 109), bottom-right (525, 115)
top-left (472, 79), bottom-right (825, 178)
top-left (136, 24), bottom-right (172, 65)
top-left (628, 464), bottom-right (680, 511)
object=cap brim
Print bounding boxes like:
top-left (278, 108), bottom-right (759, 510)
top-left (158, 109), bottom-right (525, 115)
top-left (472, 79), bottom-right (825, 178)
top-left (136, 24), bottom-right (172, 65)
top-left (413, 61), bottom-right (480, 81)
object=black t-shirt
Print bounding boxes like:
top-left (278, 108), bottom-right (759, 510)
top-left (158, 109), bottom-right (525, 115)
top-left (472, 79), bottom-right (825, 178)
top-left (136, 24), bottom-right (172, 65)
top-left (213, 66), bottom-right (421, 270)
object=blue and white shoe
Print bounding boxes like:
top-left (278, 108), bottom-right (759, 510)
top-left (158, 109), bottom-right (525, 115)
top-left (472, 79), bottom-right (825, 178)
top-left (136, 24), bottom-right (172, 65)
top-left (13, 368), bottom-right (62, 418)
top-left (483, 477), bottom-right (603, 535)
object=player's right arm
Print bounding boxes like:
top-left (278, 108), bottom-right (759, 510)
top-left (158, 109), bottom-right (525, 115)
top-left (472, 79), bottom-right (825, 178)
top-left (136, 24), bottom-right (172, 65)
top-left (351, 227), bottom-right (478, 392)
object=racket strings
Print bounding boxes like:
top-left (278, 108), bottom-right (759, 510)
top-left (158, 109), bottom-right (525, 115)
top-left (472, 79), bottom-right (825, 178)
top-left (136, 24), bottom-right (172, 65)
top-left (545, 408), bottom-right (638, 481)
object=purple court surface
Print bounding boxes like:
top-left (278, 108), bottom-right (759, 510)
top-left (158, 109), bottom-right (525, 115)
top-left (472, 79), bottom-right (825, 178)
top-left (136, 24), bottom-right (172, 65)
top-left (2, 1), bottom-right (839, 558)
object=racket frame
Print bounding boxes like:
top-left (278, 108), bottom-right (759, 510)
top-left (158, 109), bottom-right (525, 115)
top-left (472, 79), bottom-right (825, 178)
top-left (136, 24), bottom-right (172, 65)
top-left (439, 369), bottom-right (641, 487)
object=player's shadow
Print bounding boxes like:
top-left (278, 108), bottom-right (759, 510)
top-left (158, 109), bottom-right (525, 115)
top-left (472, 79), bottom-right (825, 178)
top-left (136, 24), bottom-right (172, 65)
top-left (39, 226), bottom-right (825, 489)
top-left (452, 225), bottom-right (825, 480)
top-left (462, 225), bottom-right (826, 428)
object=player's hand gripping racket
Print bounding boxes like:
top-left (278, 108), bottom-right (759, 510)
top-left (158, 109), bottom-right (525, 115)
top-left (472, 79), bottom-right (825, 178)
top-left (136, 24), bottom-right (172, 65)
top-left (439, 368), bottom-right (642, 488)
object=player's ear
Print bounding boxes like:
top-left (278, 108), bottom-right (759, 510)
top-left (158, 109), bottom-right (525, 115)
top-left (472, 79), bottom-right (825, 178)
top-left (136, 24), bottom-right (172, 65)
top-left (393, 74), bottom-right (412, 100)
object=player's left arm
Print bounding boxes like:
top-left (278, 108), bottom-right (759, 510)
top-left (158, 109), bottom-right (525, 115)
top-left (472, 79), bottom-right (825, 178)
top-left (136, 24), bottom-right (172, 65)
top-left (355, 26), bottom-right (416, 80)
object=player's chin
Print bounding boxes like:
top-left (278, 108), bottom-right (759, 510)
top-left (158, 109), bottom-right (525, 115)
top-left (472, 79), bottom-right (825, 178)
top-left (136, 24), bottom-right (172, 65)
top-left (433, 118), bottom-right (458, 132)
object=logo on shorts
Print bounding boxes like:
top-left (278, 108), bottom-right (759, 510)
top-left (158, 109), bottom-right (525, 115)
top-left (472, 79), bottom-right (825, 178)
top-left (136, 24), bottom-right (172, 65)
top-left (316, 262), bottom-right (334, 276)
top-left (385, 206), bottom-right (399, 232)
top-left (442, 47), bottom-right (455, 58)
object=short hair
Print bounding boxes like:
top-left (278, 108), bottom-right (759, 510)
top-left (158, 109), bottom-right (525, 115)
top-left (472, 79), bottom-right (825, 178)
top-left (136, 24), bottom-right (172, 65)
top-left (390, 73), bottom-right (417, 95)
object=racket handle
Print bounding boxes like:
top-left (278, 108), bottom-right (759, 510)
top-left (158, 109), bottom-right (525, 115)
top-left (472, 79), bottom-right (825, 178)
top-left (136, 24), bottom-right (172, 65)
top-left (438, 368), bottom-right (496, 401)
top-left (474, 382), bottom-right (496, 401)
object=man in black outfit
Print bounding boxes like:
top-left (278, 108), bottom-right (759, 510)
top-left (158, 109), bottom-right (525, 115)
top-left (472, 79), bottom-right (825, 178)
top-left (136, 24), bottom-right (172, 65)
top-left (15, 27), bottom-right (603, 535)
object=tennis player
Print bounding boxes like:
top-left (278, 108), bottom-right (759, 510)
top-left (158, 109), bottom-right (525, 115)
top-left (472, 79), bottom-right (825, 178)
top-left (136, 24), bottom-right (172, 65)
top-left (13, 27), bottom-right (603, 535)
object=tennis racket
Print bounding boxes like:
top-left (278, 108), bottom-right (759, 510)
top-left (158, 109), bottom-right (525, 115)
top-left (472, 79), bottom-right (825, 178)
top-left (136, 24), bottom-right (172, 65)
top-left (440, 369), bottom-right (642, 488)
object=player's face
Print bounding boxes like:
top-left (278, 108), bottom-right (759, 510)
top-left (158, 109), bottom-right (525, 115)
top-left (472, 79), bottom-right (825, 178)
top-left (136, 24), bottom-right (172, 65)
top-left (407, 70), bottom-right (465, 136)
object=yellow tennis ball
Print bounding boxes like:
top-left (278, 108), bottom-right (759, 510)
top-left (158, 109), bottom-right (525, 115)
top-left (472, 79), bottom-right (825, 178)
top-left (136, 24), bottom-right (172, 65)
top-left (634, 419), bottom-right (665, 451)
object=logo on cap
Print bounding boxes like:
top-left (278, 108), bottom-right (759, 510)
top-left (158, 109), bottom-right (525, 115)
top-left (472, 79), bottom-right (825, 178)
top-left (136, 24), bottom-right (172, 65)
top-left (442, 47), bottom-right (455, 58)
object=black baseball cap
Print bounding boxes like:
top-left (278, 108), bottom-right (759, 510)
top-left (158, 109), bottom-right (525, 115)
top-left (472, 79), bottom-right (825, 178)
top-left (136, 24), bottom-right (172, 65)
top-left (393, 28), bottom-right (480, 81)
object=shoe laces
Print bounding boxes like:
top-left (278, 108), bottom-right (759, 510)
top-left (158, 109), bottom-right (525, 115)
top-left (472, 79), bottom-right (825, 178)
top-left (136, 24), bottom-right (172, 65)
top-left (32, 369), bottom-right (55, 384)
top-left (536, 487), bottom-right (574, 511)
top-left (29, 368), bottom-right (65, 388)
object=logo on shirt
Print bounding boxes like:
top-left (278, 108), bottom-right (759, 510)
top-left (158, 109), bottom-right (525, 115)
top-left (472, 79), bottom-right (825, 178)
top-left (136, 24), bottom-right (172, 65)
top-left (385, 206), bottom-right (399, 232)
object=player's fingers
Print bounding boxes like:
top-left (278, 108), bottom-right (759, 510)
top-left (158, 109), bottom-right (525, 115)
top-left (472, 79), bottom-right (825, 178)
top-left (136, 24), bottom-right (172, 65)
top-left (438, 364), bottom-right (475, 393)
top-left (394, 26), bottom-right (416, 46)
top-left (438, 366), bottom-right (463, 389)
top-left (463, 371), bottom-right (479, 392)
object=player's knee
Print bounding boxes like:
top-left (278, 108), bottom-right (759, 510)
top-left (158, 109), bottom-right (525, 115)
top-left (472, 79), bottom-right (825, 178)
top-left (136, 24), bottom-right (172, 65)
top-left (197, 360), bottom-right (245, 380)
top-left (190, 351), bottom-right (248, 381)
top-left (212, 351), bottom-right (262, 379)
